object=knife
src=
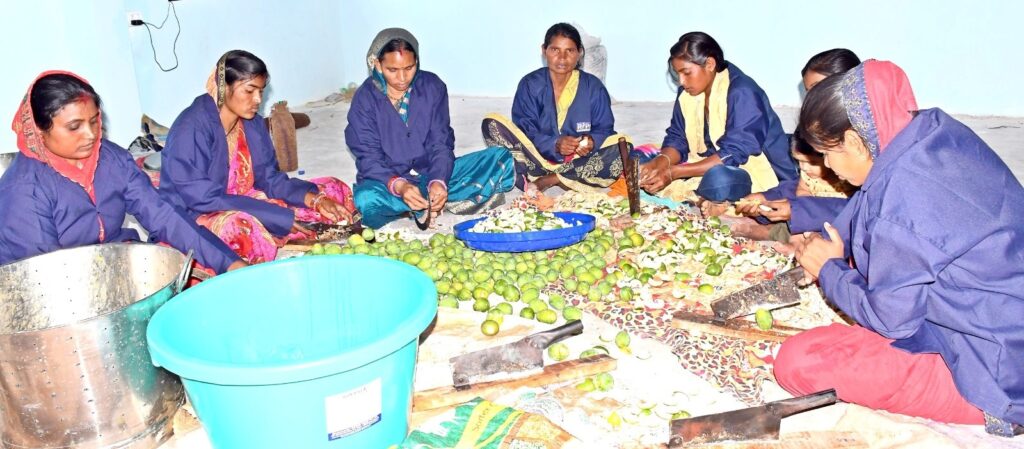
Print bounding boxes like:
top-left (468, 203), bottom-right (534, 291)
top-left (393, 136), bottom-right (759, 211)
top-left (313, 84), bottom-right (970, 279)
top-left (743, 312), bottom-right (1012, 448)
top-left (449, 320), bottom-right (584, 390)
top-left (617, 137), bottom-right (641, 217)
top-left (668, 389), bottom-right (837, 447)
top-left (710, 267), bottom-right (806, 321)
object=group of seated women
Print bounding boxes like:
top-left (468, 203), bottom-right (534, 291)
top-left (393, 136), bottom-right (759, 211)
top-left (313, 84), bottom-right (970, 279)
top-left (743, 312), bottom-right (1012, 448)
top-left (0, 23), bottom-right (1020, 437)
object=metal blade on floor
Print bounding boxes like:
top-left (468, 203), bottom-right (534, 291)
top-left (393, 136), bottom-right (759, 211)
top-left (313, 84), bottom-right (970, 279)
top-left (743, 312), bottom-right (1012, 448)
top-left (667, 389), bottom-right (837, 447)
top-left (710, 267), bottom-right (806, 321)
top-left (449, 320), bottom-right (584, 389)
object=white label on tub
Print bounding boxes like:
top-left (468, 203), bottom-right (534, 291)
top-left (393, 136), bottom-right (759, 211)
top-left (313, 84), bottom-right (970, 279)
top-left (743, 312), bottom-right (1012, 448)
top-left (325, 378), bottom-right (382, 441)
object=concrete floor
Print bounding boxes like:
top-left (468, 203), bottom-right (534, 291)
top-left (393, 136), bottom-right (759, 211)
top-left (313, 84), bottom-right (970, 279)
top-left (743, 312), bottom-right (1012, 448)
top-left (293, 95), bottom-right (1024, 185)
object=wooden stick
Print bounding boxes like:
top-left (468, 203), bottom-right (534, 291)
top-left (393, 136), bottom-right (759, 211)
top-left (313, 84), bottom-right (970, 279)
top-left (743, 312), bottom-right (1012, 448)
top-left (672, 311), bottom-right (804, 343)
top-left (413, 354), bottom-right (617, 412)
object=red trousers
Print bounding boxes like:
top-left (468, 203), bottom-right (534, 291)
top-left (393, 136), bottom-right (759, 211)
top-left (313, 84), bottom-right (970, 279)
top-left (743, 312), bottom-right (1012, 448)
top-left (774, 324), bottom-right (984, 425)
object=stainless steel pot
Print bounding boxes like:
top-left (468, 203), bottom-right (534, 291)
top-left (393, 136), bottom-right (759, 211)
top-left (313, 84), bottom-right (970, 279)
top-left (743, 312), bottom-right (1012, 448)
top-left (0, 243), bottom-right (190, 449)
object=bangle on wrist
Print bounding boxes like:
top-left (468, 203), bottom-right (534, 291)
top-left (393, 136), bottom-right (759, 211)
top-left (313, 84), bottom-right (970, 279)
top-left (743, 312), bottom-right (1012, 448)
top-left (655, 153), bottom-right (672, 165)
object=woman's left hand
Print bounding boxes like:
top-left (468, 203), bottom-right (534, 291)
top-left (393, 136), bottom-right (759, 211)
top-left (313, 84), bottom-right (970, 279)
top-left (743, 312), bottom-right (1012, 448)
top-left (639, 156), bottom-right (674, 193)
top-left (428, 182), bottom-right (448, 213)
top-left (794, 222), bottom-right (845, 280)
top-left (314, 196), bottom-right (353, 224)
top-left (575, 134), bottom-right (594, 157)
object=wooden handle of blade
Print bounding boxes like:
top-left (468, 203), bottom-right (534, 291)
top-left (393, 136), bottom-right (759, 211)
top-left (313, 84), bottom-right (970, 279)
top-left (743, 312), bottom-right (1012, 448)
top-left (672, 311), bottom-right (803, 343)
top-left (412, 354), bottom-right (617, 412)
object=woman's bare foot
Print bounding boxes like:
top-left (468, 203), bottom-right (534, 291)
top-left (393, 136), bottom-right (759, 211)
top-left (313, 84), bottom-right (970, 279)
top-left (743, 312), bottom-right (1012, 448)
top-left (533, 173), bottom-right (565, 192)
top-left (724, 216), bottom-right (772, 240)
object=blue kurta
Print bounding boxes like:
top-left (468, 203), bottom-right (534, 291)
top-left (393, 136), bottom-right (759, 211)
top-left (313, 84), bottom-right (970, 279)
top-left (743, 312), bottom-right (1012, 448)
top-left (762, 180), bottom-right (848, 233)
top-left (511, 68), bottom-right (615, 162)
top-left (0, 141), bottom-right (239, 272)
top-left (820, 109), bottom-right (1024, 423)
top-left (345, 70), bottom-right (456, 185)
top-left (160, 95), bottom-right (317, 237)
top-left (662, 64), bottom-right (798, 182)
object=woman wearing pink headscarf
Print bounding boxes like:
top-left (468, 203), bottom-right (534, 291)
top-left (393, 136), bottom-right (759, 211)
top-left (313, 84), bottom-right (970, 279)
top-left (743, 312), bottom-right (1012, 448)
top-left (775, 60), bottom-right (1024, 437)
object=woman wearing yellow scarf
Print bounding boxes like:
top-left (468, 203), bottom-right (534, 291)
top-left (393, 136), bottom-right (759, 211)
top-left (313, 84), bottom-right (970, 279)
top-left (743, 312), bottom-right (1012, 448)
top-left (639, 32), bottom-right (798, 202)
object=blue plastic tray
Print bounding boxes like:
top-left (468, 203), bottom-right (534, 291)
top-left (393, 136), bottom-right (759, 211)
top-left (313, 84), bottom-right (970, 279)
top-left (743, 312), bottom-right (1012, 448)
top-left (453, 212), bottom-right (596, 252)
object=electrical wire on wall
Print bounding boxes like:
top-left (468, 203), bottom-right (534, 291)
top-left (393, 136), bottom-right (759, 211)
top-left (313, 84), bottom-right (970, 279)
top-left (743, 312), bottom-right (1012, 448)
top-left (142, 1), bottom-right (182, 72)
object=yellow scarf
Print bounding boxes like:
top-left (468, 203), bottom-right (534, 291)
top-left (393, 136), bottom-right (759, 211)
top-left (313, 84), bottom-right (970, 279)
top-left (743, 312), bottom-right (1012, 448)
top-left (555, 70), bottom-right (580, 130)
top-left (677, 67), bottom-right (779, 192)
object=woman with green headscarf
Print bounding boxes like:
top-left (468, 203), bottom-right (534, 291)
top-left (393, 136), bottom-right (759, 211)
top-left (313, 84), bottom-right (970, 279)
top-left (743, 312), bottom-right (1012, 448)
top-left (345, 28), bottom-right (516, 229)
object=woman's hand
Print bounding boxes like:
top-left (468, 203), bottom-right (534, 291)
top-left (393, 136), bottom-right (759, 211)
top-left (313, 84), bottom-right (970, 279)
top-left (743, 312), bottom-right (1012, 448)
top-left (794, 222), bottom-right (845, 280)
top-left (759, 199), bottom-right (792, 222)
top-left (556, 135), bottom-right (580, 156)
top-left (428, 181), bottom-right (448, 213)
top-left (734, 193), bottom-right (768, 216)
top-left (313, 196), bottom-right (353, 224)
top-left (575, 134), bottom-right (594, 157)
top-left (396, 180), bottom-right (429, 211)
top-left (639, 155), bottom-right (674, 193)
top-left (227, 260), bottom-right (249, 271)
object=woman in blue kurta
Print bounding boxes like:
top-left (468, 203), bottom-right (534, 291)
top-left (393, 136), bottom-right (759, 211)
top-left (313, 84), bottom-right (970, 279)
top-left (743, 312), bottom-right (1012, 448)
top-left (160, 50), bottom-right (356, 264)
top-left (638, 32), bottom-right (798, 202)
top-left (346, 28), bottom-right (515, 228)
top-left (0, 71), bottom-right (244, 273)
top-left (482, 23), bottom-right (627, 192)
top-left (775, 60), bottom-right (1024, 436)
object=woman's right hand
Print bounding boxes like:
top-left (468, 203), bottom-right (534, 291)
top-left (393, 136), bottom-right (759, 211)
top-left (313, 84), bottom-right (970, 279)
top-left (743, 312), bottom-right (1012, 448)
top-left (734, 193), bottom-right (768, 216)
top-left (556, 136), bottom-right (580, 156)
top-left (396, 180), bottom-right (429, 210)
top-left (639, 156), bottom-right (673, 193)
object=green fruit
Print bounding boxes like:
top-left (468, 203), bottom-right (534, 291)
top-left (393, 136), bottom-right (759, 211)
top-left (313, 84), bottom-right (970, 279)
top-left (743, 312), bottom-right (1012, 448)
top-left (528, 298), bottom-right (548, 313)
top-left (309, 243), bottom-right (325, 255)
top-left (347, 234), bottom-right (366, 246)
top-left (473, 287), bottom-right (490, 301)
top-left (698, 284), bottom-right (714, 294)
top-left (563, 278), bottom-right (578, 291)
top-left (595, 372), bottom-right (615, 391)
top-left (480, 320), bottom-right (500, 336)
top-left (522, 288), bottom-right (540, 303)
top-left (755, 308), bottom-right (774, 330)
top-left (504, 287), bottom-right (521, 302)
top-left (547, 342), bottom-right (569, 361)
top-left (619, 287), bottom-right (634, 302)
top-left (548, 294), bottom-right (566, 311)
top-left (495, 302), bottom-right (514, 315)
top-left (438, 297), bottom-right (459, 308)
top-left (618, 237), bottom-right (633, 249)
top-left (324, 243), bottom-right (343, 255)
top-left (563, 306), bottom-right (582, 321)
top-left (675, 272), bottom-right (692, 282)
top-left (629, 233), bottom-right (645, 248)
top-left (457, 288), bottom-right (473, 301)
top-left (615, 331), bottom-right (631, 350)
top-left (705, 263), bottom-right (723, 277)
top-left (575, 378), bottom-right (596, 392)
top-left (435, 280), bottom-right (452, 295)
top-left (402, 252), bottom-right (422, 265)
top-left (361, 227), bottom-right (375, 242)
top-left (472, 269), bottom-right (491, 283)
top-left (671, 411), bottom-right (691, 420)
top-left (486, 309), bottom-right (505, 325)
top-left (472, 299), bottom-right (490, 312)
top-left (519, 308), bottom-right (535, 320)
top-left (536, 309), bottom-right (558, 324)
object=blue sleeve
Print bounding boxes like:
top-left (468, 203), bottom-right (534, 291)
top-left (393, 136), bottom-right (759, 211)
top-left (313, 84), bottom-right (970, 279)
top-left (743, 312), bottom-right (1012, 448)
top-left (788, 196), bottom-right (848, 234)
top-left (716, 87), bottom-right (771, 167)
top-left (345, 89), bottom-right (397, 184)
top-left (424, 83), bottom-right (455, 183)
top-left (661, 93), bottom-right (689, 162)
top-left (762, 179), bottom-right (798, 201)
top-left (162, 116), bottom-right (295, 236)
top-left (247, 118), bottom-right (317, 207)
top-left (118, 151), bottom-right (240, 273)
top-left (511, 78), bottom-right (560, 161)
top-left (589, 81), bottom-right (615, 147)
top-left (0, 184), bottom-right (61, 264)
top-left (819, 217), bottom-right (938, 339)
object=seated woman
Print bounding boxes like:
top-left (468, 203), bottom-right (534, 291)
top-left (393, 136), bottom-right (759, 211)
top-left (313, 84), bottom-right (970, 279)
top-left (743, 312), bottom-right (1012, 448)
top-left (776, 60), bottom-right (1024, 436)
top-left (482, 23), bottom-right (628, 192)
top-left (0, 71), bottom-right (244, 273)
top-left (638, 32), bottom-right (798, 202)
top-left (160, 50), bottom-right (355, 264)
top-left (732, 134), bottom-right (855, 242)
top-left (733, 48), bottom-right (862, 239)
top-left (346, 28), bottom-right (515, 228)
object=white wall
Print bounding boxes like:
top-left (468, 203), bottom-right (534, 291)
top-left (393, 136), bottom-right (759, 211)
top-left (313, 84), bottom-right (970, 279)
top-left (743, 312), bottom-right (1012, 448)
top-left (0, 1), bottom-right (144, 151)
top-left (336, 0), bottom-right (1024, 116)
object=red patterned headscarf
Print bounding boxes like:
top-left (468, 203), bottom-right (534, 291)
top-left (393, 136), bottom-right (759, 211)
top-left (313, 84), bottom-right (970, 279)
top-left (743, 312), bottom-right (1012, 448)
top-left (838, 60), bottom-right (919, 157)
top-left (11, 71), bottom-right (102, 201)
